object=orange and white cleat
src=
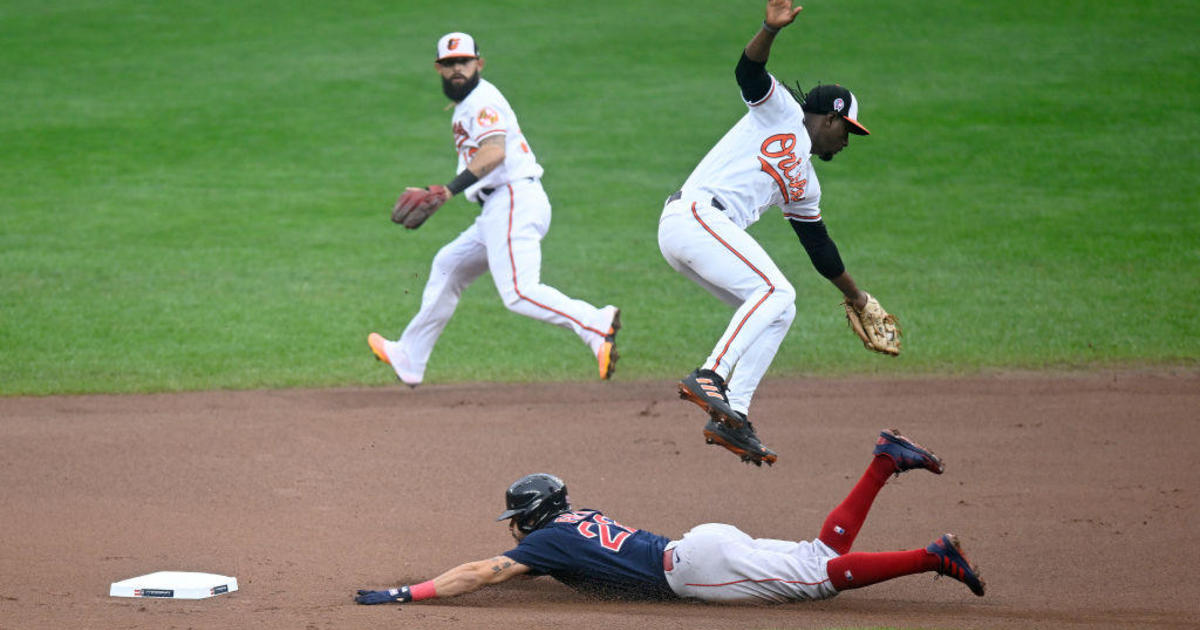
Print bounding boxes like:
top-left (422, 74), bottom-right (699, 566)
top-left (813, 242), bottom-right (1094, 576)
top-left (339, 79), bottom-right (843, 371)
top-left (367, 332), bottom-right (421, 388)
top-left (596, 307), bottom-right (621, 380)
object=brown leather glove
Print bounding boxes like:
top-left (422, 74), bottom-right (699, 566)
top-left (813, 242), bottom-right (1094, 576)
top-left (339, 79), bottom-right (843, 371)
top-left (391, 185), bottom-right (449, 229)
top-left (843, 293), bottom-right (901, 356)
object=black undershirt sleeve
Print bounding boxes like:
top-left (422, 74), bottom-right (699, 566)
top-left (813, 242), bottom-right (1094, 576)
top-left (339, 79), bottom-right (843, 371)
top-left (735, 52), bottom-right (771, 103)
top-left (790, 219), bottom-right (846, 279)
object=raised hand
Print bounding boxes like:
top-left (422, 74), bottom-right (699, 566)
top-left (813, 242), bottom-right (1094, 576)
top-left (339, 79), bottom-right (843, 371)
top-left (765, 0), bottom-right (803, 30)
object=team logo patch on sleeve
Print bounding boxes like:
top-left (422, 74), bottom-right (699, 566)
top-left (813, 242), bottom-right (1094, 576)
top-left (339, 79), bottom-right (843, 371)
top-left (477, 107), bottom-right (500, 127)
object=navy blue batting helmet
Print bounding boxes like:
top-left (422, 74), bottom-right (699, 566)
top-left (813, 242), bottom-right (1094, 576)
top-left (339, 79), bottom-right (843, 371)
top-left (496, 473), bottom-right (570, 534)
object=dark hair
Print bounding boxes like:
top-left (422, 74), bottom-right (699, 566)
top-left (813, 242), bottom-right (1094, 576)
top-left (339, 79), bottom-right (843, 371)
top-left (784, 80), bottom-right (808, 107)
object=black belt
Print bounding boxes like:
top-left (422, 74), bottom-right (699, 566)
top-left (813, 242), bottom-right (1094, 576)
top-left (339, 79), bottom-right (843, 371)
top-left (666, 190), bottom-right (725, 212)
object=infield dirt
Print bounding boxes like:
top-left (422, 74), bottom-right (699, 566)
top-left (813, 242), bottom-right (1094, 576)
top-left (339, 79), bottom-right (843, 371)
top-left (2, 371), bottom-right (1197, 629)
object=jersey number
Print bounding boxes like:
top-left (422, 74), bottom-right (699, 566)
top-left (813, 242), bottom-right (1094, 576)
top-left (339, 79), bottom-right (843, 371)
top-left (576, 514), bottom-right (636, 552)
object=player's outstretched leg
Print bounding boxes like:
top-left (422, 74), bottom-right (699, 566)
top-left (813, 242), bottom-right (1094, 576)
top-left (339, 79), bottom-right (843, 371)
top-left (818, 429), bottom-right (943, 555)
top-left (824, 534), bottom-right (985, 596)
top-left (367, 228), bottom-right (490, 387)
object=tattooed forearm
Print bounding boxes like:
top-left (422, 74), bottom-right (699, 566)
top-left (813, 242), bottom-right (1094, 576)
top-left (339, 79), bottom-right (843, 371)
top-left (491, 559), bottom-right (513, 574)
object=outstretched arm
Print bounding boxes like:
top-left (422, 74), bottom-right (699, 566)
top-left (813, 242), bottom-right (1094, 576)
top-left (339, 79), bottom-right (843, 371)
top-left (737, 0), bottom-right (803, 101)
top-left (355, 554), bottom-right (530, 605)
top-left (745, 0), bottom-right (802, 63)
top-left (433, 554), bottom-right (530, 597)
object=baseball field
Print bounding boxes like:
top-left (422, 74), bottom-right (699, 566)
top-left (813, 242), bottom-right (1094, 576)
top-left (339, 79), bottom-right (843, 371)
top-left (2, 0), bottom-right (1197, 628)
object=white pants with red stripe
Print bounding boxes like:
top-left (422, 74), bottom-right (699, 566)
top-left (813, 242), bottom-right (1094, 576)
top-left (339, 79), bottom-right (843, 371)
top-left (664, 523), bottom-right (839, 603)
top-left (393, 179), bottom-right (611, 380)
top-left (658, 197), bottom-right (796, 415)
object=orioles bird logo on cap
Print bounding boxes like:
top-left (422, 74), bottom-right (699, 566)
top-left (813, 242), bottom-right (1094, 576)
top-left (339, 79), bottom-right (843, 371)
top-left (833, 97), bottom-right (845, 113)
top-left (448, 38), bottom-right (461, 50)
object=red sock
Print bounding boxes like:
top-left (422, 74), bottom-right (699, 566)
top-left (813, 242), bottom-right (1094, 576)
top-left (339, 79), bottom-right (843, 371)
top-left (818, 455), bottom-right (893, 555)
top-left (826, 549), bottom-right (938, 591)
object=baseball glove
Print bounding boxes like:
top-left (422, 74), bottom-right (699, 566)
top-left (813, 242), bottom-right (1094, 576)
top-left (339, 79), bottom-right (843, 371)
top-left (391, 185), bottom-right (449, 229)
top-left (843, 293), bottom-right (901, 356)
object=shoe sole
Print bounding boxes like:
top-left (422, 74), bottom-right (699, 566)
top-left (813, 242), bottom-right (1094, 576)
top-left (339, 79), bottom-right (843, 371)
top-left (879, 428), bottom-right (945, 474)
top-left (936, 534), bottom-right (986, 596)
top-left (677, 382), bottom-right (744, 429)
top-left (702, 428), bottom-right (778, 466)
top-left (598, 309), bottom-right (621, 380)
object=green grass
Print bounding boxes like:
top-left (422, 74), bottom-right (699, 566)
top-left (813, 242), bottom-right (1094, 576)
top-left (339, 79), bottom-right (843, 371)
top-left (2, 0), bottom-right (1197, 394)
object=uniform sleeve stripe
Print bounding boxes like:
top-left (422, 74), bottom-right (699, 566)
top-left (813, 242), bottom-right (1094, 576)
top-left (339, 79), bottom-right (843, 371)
top-left (748, 78), bottom-right (777, 107)
top-left (783, 211), bottom-right (822, 221)
top-left (477, 128), bottom-right (508, 140)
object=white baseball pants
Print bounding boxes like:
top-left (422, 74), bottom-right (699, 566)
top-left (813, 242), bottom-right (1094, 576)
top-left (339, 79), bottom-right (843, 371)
top-left (393, 179), bottom-right (611, 380)
top-left (658, 197), bottom-right (796, 414)
top-left (664, 523), bottom-right (839, 603)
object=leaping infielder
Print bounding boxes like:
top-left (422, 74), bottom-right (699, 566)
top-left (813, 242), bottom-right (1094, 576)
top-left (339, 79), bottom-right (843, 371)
top-left (369, 32), bottom-right (620, 386)
top-left (661, 0), bottom-right (901, 466)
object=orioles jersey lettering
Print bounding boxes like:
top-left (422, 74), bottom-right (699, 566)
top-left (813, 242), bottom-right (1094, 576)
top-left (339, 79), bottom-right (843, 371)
top-left (452, 121), bottom-right (469, 149)
top-left (758, 133), bottom-right (807, 202)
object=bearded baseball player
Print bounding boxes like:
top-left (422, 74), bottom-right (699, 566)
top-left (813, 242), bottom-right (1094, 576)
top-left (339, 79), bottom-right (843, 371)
top-left (662, 0), bottom-right (901, 467)
top-left (354, 430), bottom-right (984, 606)
top-left (368, 32), bottom-right (620, 385)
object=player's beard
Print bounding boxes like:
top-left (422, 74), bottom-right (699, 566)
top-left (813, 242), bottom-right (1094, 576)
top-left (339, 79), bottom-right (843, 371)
top-left (442, 70), bottom-right (481, 102)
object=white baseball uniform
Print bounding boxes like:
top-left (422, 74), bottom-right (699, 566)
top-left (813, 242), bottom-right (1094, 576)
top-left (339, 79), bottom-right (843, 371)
top-left (664, 523), bottom-right (839, 603)
top-left (658, 73), bottom-right (822, 414)
top-left (379, 78), bottom-right (617, 384)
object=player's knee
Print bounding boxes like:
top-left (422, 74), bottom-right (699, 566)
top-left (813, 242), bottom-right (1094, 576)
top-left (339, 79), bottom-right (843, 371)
top-left (779, 301), bottom-right (797, 325)
top-left (774, 281), bottom-right (796, 303)
top-left (498, 289), bottom-right (525, 312)
top-left (430, 249), bottom-right (457, 276)
top-left (769, 282), bottom-right (797, 319)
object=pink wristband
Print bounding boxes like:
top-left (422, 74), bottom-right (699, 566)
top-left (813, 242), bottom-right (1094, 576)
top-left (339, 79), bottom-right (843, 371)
top-left (409, 580), bottom-right (437, 601)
